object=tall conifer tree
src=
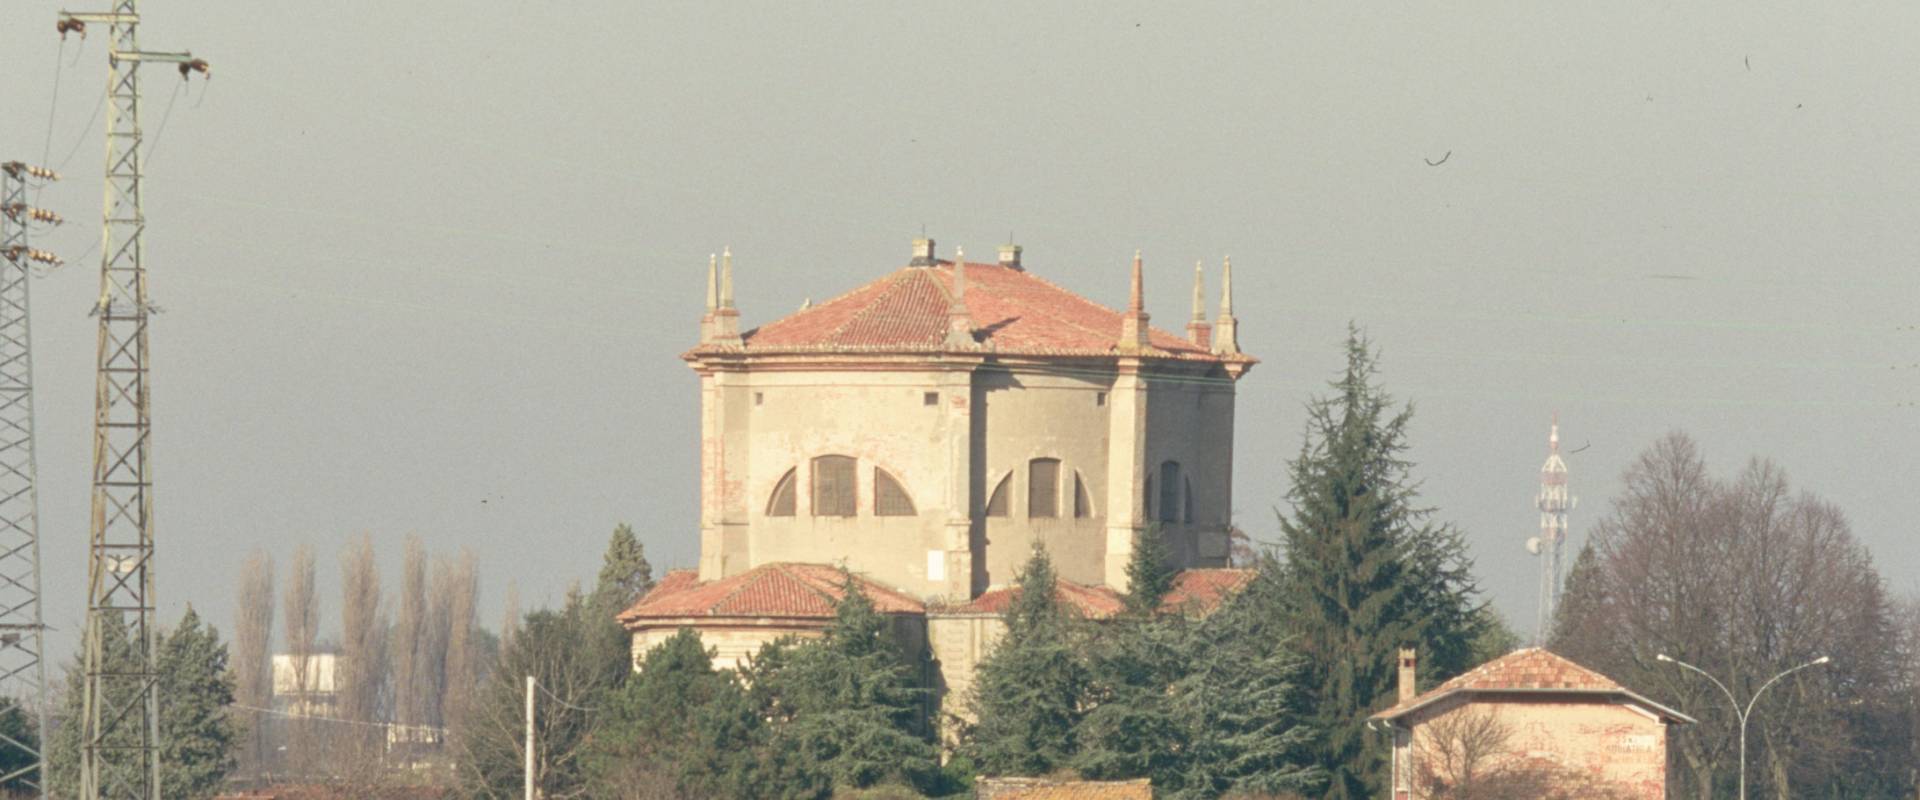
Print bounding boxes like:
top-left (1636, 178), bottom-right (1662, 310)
top-left (966, 544), bottom-right (1091, 776)
top-left (1122, 524), bottom-right (1175, 617)
top-left (1277, 327), bottom-right (1483, 799)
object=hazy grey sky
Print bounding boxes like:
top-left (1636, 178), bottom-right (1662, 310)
top-left (5, 1), bottom-right (1916, 655)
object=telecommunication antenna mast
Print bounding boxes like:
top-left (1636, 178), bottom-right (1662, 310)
top-left (54, 4), bottom-right (208, 798)
top-left (1527, 416), bottom-right (1575, 644)
top-left (0, 160), bottom-right (63, 800)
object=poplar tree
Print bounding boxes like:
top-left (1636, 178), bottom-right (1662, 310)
top-left (966, 544), bottom-right (1091, 776)
top-left (1277, 327), bottom-right (1483, 800)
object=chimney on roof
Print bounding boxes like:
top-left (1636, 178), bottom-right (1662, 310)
top-left (1117, 250), bottom-right (1152, 352)
top-left (911, 237), bottom-right (937, 267)
top-left (997, 243), bottom-right (1023, 270)
top-left (1187, 260), bottom-right (1212, 348)
top-left (1398, 647), bottom-right (1418, 704)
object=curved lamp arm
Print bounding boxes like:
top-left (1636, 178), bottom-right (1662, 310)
top-left (1658, 653), bottom-right (1739, 717)
top-left (1744, 656), bottom-right (1831, 719)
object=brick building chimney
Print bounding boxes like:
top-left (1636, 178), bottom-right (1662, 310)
top-left (1398, 647), bottom-right (1418, 704)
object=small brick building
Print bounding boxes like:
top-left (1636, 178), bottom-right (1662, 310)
top-left (1369, 648), bottom-right (1694, 800)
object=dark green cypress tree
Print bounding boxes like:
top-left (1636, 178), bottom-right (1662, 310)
top-left (966, 544), bottom-right (1091, 776)
top-left (1164, 567), bottom-right (1320, 799)
top-left (157, 607), bottom-right (240, 799)
top-left (49, 610), bottom-right (240, 800)
top-left (1071, 613), bottom-right (1189, 784)
top-left (1121, 524), bottom-right (1175, 617)
top-left (593, 522), bottom-right (655, 612)
top-left (1277, 327), bottom-right (1484, 800)
top-left (0, 697), bottom-right (33, 795)
top-left (768, 575), bottom-right (939, 793)
top-left (587, 628), bottom-right (787, 798)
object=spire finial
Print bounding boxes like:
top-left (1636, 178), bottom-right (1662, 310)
top-left (1129, 250), bottom-right (1144, 313)
top-left (705, 253), bottom-right (719, 314)
top-left (954, 245), bottom-right (967, 296)
top-left (1550, 413), bottom-right (1560, 453)
top-left (709, 246), bottom-right (743, 346)
top-left (1212, 255), bottom-right (1240, 355)
top-left (1191, 260), bottom-right (1206, 323)
top-left (945, 246), bottom-right (973, 348)
top-left (1220, 254), bottom-right (1234, 315)
top-left (1186, 259), bottom-right (1214, 347)
top-left (1118, 250), bottom-right (1152, 351)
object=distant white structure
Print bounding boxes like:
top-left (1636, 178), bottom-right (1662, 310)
top-left (270, 653), bottom-right (339, 716)
top-left (1529, 417), bottom-right (1576, 643)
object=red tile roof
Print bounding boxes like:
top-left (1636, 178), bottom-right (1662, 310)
top-left (1160, 568), bottom-right (1255, 614)
top-left (1371, 647), bottom-right (1695, 724)
top-left (934, 569), bottom-right (1253, 619)
top-left (942, 580), bottom-right (1127, 619)
top-left (617, 564), bottom-right (924, 626)
top-left (692, 260), bottom-right (1250, 361)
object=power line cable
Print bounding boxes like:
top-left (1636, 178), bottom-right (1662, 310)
top-left (532, 679), bottom-right (597, 714)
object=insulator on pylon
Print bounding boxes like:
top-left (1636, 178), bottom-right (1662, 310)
top-left (55, 18), bottom-right (85, 39)
top-left (179, 59), bottom-right (211, 80)
top-left (2, 246), bottom-right (62, 267)
top-left (0, 162), bottom-right (59, 182)
top-left (2, 205), bottom-right (63, 226)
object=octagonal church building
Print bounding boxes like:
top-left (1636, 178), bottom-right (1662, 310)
top-left (621, 236), bottom-right (1256, 707)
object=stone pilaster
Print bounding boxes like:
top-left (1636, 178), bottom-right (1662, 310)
top-left (1103, 358), bottom-right (1150, 590)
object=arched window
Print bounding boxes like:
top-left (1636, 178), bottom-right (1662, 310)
top-left (812, 455), bottom-right (856, 517)
top-left (874, 468), bottom-right (916, 516)
top-left (1028, 458), bottom-right (1060, 518)
top-left (1073, 471), bottom-right (1093, 519)
top-left (1158, 461), bottom-right (1183, 523)
top-left (985, 473), bottom-right (1011, 517)
top-left (766, 468), bottom-right (797, 517)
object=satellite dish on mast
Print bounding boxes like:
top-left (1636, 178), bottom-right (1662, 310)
top-left (1525, 537), bottom-right (1542, 555)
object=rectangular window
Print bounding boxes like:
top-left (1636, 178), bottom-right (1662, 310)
top-left (1095, 391), bottom-right (1107, 406)
top-left (924, 391), bottom-right (940, 406)
top-left (811, 455), bottom-right (856, 517)
top-left (754, 391), bottom-right (764, 406)
top-left (1029, 459), bottom-right (1060, 518)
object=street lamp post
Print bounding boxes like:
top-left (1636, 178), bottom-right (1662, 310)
top-left (1655, 653), bottom-right (1831, 800)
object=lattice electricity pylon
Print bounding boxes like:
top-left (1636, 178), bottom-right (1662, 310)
top-left (55, 4), bottom-right (208, 798)
top-left (0, 160), bottom-right (61, 800)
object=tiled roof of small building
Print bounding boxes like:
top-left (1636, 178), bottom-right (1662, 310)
top-left (975, 777), bottom-right (1152, 800)
top-left (934, 569), bottom-right (1254, 619)
top-left (942, 579), bottom-right (1127, 619)
top-left (1161, 568), bottom-right (1255, 614)
top-left (617, 564), bottom-right (924, 626)
top-left (1371, 647), bottom-right (1695, 724)
top-left (691, 260), bottom-right (1248, 361)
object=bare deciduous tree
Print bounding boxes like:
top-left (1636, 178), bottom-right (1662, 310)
top-left (1415, 707), bottom-right (1637, 800)
top-left (232, 549), bottom-right (275, 785)
top-left (1551, 432), bottom-right (1909, 799)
